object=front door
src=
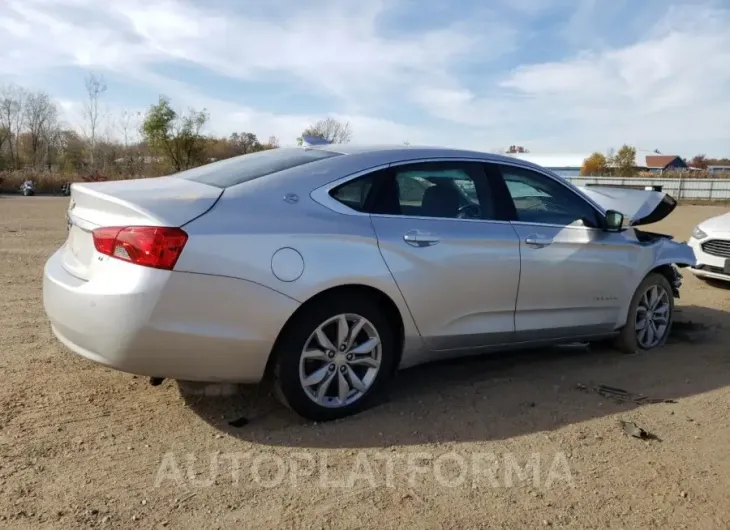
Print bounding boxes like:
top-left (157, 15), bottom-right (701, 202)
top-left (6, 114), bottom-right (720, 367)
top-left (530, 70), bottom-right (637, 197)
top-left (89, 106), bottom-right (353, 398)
top-left (368, 161), bottom-right (521, 350)
top-left (494, 163), bottom-right (640, 341)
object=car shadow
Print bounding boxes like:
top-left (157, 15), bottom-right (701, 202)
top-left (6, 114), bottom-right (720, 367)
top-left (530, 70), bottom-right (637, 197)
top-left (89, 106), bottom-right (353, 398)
top-left (182, 304), bottom-right (729, 448)
top-left (702, 278), bottom-right (730, 290)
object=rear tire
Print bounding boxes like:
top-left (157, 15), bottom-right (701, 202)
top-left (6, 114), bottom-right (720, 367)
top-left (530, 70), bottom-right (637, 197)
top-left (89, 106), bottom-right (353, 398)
top-left (272, 294), bottom-right (396, 421)
top-left (614, 273), bottom-right (674, 354)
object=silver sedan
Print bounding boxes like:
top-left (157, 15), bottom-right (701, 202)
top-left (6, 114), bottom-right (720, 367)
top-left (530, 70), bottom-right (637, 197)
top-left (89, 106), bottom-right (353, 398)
top-left (43, 145), bottom-right (695, 421)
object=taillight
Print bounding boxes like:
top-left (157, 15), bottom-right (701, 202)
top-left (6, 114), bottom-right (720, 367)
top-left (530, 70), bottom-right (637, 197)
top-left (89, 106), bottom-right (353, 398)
top-left (92, 226), bottom-right (188, 270)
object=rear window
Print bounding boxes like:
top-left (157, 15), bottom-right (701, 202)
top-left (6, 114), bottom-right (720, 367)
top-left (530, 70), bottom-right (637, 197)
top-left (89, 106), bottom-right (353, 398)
top-left (176, 147), bottom-right (342, 188)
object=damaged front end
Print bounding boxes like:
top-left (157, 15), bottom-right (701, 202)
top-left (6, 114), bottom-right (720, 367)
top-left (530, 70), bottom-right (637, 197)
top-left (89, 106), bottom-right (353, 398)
top-left (579, 185), bottom-right (696, 297)
top-left (667, 264), bottom-right (684, 298)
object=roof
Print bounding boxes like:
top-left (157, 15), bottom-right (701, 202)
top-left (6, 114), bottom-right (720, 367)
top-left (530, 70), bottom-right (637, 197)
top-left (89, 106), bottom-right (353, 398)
top-left (310, 143), bottom-right (529, 163)
top-left (644, 155), bottom-right (682, 168)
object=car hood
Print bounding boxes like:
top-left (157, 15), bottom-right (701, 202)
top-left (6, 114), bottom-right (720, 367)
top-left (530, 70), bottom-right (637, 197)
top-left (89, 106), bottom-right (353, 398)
top-left (698, 212), bottom-right (730, 233)
top-left (577, 186), bottom-right (677, 226)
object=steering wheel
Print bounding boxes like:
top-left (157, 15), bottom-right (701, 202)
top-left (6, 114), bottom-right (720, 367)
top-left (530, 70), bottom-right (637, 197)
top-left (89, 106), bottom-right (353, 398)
top-left (457, 203), bottom-right (481, 219)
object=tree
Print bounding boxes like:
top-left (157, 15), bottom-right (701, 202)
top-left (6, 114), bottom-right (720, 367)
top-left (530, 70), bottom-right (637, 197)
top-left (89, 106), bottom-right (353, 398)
top-left (57, 130), bottom-right (86, 173)
top-left (117, 110), bottom-right (139, 148)
top-left (689, 154), bottom-right (708, 169)
top-left (611, 144), bottom-right (637, 177)
top-left (297, 117), bottom-right (352, 145)
top-left (580, 152), bottom-right (608, 176)
top-left (0, 84), bottom-right (27, 168)
top-left (24, 91), bottom-right (59, 168)
top-left (141, 96), bottom-right (209, 171)
top-left (506, 145), bottom-right (529, 153)
top-left (229, 132), bottom-right (263, 155)
top-left (83, 72), bottom-right (107, 170)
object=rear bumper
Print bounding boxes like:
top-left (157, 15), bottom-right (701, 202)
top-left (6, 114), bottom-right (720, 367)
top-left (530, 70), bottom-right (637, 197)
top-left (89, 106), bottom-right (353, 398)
top-left (688, 237), bottom-right (730, 282)
top-left (43, 248), bottom-right (300, 383)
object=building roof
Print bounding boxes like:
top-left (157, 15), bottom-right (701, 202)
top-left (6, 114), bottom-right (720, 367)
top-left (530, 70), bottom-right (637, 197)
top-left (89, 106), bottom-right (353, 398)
top-left (644, 155), bottom-right (682, 168)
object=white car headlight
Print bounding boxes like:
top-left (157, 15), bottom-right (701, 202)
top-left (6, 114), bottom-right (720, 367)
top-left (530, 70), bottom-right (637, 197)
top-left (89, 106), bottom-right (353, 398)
top-left (692, 225), bottom-right (708, 239)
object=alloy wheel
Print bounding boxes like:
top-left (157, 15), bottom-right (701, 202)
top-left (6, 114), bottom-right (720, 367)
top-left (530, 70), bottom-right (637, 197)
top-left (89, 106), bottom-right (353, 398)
top-left (298, 313), bottom-right (382, 408)
top-left (635, 284), bottom-right (671, 349)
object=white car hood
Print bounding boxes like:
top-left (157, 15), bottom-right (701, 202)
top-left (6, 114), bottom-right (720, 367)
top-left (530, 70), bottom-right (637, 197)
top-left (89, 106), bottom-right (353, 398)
top-left (698, 212), bottom-right (730, 233)
top-left (578, 186), bottom-right (677, 226)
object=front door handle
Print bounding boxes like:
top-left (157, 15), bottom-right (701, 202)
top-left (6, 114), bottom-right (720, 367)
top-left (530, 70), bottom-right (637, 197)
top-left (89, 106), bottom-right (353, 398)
top-left (525, 234), bottom-right (553, 247)
top-left (404, 229), bottom-right (440, 247)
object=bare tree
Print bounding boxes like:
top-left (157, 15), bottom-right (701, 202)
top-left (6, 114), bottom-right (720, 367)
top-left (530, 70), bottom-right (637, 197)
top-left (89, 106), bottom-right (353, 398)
top-left (24, 91), bottom-right (59, 168)
top-left (0, 84), bottom-right (27, 168)
top-left (298, 117), bottom-right (352, 145)
top-left (83, 72), bottom-right (107, 169)
top-left (118, 109), bottom-right (135, 148)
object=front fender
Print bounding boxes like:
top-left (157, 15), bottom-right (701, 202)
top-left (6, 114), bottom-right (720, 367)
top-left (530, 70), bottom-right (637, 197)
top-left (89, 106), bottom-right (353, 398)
top-left (615, 239), bottom-right (696, 329)
top-left (652, 239), bottom-right (697, 270)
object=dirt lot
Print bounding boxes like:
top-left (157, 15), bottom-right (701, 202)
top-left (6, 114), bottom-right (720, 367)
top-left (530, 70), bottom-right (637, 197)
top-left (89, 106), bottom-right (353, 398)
top-left (1, 197), bottom-right (729, 529)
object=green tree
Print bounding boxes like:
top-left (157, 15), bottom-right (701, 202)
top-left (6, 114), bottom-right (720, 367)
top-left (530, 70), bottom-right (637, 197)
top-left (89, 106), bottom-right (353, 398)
top-left (611, 144), bottom-right (637, 177)
top-left (141, 96), bottom-right (209, 171)
top-left (580, 152), bottom-right (608, 176)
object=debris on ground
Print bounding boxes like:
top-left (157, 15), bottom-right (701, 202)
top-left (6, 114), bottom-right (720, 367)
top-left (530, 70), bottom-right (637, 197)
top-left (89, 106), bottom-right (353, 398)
top-left (619, 420), bottom-right (661, 441)
top-left (576, 383), bottom-right (677, 405)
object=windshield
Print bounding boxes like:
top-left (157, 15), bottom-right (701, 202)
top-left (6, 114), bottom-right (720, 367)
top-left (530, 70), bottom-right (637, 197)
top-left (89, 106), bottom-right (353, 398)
top-left (176, 147), bottom-right (342, 188)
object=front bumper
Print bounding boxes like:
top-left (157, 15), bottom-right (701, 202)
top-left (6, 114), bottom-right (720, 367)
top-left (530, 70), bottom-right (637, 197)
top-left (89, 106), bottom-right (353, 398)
top-left (43, 248), bottom-right (300, 383)
top-left (688, 237), bottom-right (730, 282)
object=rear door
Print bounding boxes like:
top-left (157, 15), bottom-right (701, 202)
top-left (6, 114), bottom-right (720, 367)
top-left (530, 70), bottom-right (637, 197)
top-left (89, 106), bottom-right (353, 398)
top-left (364, 161), bottom-right (521, 351)
top-left (491, 163), bottom-right (639, 340)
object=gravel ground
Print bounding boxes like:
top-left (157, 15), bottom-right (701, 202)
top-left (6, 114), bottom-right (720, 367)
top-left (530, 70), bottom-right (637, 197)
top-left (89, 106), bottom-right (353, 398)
top-left (1, 197), bottom-right (729, 529)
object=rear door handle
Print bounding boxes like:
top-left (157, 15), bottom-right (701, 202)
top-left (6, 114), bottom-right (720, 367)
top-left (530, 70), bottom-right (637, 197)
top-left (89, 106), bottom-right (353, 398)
top-left (404, 229), bottom-right (440, 247)
top-left (525, 234), bottom-right (553, 247)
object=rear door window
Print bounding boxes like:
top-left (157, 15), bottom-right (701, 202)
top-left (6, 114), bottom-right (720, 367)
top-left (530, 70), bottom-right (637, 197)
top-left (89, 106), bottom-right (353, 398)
top-left (330, 175), bottom-right (376, 212)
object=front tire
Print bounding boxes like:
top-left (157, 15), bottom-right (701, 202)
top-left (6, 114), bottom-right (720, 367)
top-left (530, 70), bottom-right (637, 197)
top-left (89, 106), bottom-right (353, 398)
top-left (614, 273), bottom-right (674, 354)
top-left (272, 294), bottom-right (396, 421)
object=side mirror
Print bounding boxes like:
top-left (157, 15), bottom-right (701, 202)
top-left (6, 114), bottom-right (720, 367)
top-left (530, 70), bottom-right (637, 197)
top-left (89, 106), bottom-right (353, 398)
top-left (604, 210), bottom-right (626, 232)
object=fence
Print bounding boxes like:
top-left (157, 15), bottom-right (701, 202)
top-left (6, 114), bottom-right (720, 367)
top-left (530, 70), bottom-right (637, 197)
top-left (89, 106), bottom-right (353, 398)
top-left (565, 176), bottom-right (730, 201)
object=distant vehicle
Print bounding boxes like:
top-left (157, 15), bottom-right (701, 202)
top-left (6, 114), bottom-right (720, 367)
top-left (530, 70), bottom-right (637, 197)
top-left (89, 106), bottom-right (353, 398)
top-left (20, 180), bottom-right (35, 196)
top-left (688, 212), bottom-right (730, 283)
top-left (43, 145), bottom-right (695, 421)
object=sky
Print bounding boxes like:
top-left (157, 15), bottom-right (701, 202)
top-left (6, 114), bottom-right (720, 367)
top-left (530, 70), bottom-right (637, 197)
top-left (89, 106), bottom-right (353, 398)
top-left (1, 0), bottom-right (729, 157)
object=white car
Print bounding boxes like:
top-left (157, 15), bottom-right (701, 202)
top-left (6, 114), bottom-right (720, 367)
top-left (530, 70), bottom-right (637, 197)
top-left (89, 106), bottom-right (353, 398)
top-left (688, 212), bottom-right (730, 282)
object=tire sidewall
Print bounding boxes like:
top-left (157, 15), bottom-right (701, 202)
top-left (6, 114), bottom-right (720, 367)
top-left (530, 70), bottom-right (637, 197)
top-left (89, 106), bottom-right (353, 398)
top-left (273, 296), bottom-right (396, 421)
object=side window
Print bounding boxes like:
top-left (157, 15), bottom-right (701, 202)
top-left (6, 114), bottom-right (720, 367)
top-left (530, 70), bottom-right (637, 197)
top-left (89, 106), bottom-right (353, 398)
top-left (499, 165), bottom-right (599, 227)
top-left (330, 175), bottom-right (376, 212)
top-left (380, 162), bottom-right (494, 219)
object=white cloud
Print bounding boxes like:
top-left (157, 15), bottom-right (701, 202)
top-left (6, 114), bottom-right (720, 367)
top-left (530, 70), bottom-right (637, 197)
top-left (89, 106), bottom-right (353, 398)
top-left (0, 0), bottom-right (489, 100)
top-left (1, 0), bottom-right (729, 156)
top-left (416, 4), bottom-right (730, 156)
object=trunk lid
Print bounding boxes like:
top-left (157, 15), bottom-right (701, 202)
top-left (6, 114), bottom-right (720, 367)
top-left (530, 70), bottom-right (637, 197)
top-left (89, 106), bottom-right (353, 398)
top-left (62, 176), bottom-right (222, 280)
top-left (577, 185), bottom-right (677, 226)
